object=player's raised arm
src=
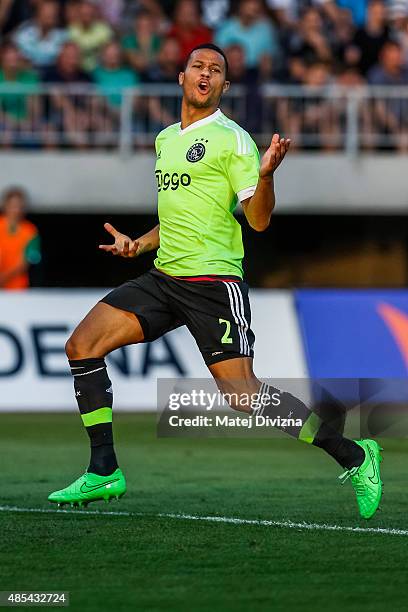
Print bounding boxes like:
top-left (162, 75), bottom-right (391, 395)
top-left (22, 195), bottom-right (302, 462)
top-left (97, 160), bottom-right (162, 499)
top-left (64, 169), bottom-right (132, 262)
top-left (99, 223), bottom-right (160, 258)
top-left (242, 134), bottom-right (291, 232)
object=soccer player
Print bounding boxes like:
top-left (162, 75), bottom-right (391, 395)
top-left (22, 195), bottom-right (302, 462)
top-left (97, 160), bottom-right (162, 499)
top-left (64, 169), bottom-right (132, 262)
top-left (48, 43), bottom-right (383, 519)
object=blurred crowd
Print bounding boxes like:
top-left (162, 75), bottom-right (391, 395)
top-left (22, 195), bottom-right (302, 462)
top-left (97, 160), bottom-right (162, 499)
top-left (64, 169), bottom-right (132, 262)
top-left (1, 0), bottom-right (408, 148)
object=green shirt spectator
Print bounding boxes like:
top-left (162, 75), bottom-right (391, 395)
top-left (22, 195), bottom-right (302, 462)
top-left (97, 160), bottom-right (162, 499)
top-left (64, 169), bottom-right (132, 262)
top-left (0, 45), bottom-right (39, 121)
top-left (122, 11), bottom-right (162, 75)
top-left (93, 41), bottom-right (139, 108)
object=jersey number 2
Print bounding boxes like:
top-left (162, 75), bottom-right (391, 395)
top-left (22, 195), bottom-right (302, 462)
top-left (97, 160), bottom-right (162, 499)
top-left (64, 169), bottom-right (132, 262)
top-left (219, 319), bottom-right (233, 344)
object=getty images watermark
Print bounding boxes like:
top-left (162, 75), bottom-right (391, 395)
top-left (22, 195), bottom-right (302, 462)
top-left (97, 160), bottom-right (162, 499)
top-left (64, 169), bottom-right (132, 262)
top-left (157, 378), bottom-right (408, 438)
top-left (157, 378), bottom-right (307, 437)
top-left (165, 387), bottom-right (301, 429)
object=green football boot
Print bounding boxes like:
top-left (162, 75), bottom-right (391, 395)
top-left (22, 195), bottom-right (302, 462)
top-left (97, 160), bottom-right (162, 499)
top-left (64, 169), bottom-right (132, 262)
top-left (48, 468), bottom-right (126, 508)
top-left (339, 439), bottom-right (383, 520)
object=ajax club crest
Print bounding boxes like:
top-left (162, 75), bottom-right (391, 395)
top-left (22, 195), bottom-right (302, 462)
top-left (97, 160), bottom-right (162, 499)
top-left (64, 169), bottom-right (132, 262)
top-left (186, 141), bottom-right (206, 162)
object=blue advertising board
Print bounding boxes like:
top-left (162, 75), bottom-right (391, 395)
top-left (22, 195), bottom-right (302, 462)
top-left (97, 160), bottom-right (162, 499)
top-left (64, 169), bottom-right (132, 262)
top-left (296, 290), bottom-right (408, 378)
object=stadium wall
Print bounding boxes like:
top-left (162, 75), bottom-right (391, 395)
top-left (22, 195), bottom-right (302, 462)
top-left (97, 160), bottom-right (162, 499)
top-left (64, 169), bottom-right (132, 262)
top-left (2, 289), bottom-right (408, 411)
top-left (2, 153), bottom-right (408, 213)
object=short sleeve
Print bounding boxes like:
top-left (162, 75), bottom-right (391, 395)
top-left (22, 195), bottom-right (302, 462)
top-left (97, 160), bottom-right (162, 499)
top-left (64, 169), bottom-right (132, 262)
top-left (223, 133), bottom-right (260, 203)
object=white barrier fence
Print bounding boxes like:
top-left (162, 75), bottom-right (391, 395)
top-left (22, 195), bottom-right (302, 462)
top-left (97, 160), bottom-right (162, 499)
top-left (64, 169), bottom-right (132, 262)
top-left (0, 290), bottom-right (307, 410)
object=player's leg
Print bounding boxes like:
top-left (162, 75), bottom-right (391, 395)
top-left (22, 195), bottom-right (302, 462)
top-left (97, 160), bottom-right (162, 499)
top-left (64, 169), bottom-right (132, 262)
top-left (209, 356), bottom-right (383, 519)
top-left (49, 271), bottom-right (181, 507)
top-left (173, 273), bottom-right (382, 520)
top-left (209, 357), bottom-right (365, 466)
top-left (48, 302), bottom-right (144, 507)
top-left (66, 302), bottom-right (144, 475)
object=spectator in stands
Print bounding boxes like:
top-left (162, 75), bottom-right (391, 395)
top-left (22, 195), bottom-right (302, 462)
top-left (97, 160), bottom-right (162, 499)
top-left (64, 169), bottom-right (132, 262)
top-left (216, 0), bottom-right (279, 68)
top-left (146, 36), bottom-right (181, 83)
top-left (280, 61), bottom-right (338, 150)
top-left (368, 41), bottom-right (408, 151)
top-left (167, 0), bottom-right (213, 63)
top-left (93, 40), bottom-right (139, 109)
top-left (223, 43), bottom-right (262, 131)
top-left (64, 0), bottom-right (81, 26)
top-left (330, 7), bottom-right (357, 68)
top-left (68, 0), bottom-right (113, 72)
top-left (13, 1), bottom-right (67, 70)
top-left (201, 0), bottom-right (231, 29)
top-left (390, 1), bottom-right (408, 65)
top-left (120, 0), bottom-right (168, 34)
top-left (122, 10), bottom-right (162, 77)
top-left (144, 37), bottom-right (181, 128)
top-left (350, 0), bottom-right (390, 75)
top-left (287, 7), bottom-right (332, 65)
top-left (0, 187), bottom-right (41, 290)
top-left (0, 43), bottom-right (40, 147)
top-left (43, 41), bottom-right (92, 148)
top-left (368, 39), bottom-right (408, 85)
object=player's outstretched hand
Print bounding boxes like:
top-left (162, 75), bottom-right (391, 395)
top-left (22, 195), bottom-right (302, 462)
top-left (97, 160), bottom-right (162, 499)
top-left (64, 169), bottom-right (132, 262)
top-left (259, 133), bottom-right (291, 180)
top-left (99, 223), bottom-right (139, 257)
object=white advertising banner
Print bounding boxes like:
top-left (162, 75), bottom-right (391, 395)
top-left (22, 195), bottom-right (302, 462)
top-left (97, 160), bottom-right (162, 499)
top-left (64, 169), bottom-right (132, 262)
top-left (0, 290), bottom-right (307, 410)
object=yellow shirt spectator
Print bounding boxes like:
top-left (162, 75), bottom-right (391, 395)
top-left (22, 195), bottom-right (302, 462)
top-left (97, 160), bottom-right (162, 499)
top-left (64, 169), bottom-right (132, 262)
top-left (69, 20), bottom-right (113, 72)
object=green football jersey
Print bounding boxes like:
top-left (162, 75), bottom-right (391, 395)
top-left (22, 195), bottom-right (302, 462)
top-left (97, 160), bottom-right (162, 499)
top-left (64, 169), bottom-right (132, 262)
top-left (154, 109), bottom-right (260, 279)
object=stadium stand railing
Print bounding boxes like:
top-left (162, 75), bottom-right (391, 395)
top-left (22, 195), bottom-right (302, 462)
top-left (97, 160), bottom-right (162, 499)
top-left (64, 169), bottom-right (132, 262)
top-left (1, 84), bottom-right (407, 155)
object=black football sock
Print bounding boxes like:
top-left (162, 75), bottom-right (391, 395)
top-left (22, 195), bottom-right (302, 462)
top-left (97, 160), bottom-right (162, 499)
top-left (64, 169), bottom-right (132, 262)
top-left (69, 357), bottom-right (118, 476)
top-left (256, 383), bottom-right (365, 469)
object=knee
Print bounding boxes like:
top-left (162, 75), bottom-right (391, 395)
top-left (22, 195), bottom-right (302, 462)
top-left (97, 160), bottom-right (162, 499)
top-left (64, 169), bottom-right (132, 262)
top-left (65, 333), bottom-right (82, 361)
top-left (65, 330), bottom-right (96, 361)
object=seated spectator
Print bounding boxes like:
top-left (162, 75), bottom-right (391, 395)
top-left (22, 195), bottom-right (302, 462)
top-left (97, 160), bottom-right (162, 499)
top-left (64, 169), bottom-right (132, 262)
top-left (0, 187), bottom-right (41, 290)
top-left (68, 0), bottom-right (113, 72)
top-left (44, 40), bottom-right (90, 84)
top-left (93, 40), bottom-right (139, 109)
top-left (122, 10), bottom-right (162, 77)
top-left (279, 61), bottom-right (338, 150)
top-left (64, 0), bottom-right (81, 26)
top-left (0, 43), bottom-right (40, 147)
top-left (145, 37), bottom-right (182, 128)
top-left (146, 36), bottom-right (181, 83)
top-left (390, 1), bottom-right (408, 66)
top-left (331, 7), bottom-right (356, 68)
top-left (13, 1), bottom-right (67, 70)
top-left (215, 0), bottom-right (279, 68)
top-left (223, 44), bottom-right (261, 131)
top-left (350, 0), bottom-right (390, 74)
top-left (368, 40), bottom-right (408, 85)
top-left (120, 0), bottom-right (168, 34)
top-left (368, 41), bottom-right (408, 150)
top-left (287, 7), bottom-right (332, 65)
top-left (43, 42), bottom-right (92, 148)
top-left (201, 0), bottom-right (231, 29)
top-left (167, 0), bottom-right (213, 63)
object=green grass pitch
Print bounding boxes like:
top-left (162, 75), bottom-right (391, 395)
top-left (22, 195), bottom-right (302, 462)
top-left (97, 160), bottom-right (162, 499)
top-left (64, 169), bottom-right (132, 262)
top-left (1, 413), bottom-right (407, 612)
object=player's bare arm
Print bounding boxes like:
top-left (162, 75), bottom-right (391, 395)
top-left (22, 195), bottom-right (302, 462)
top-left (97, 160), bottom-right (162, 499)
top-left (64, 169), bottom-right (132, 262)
top-left (242, 133), bottom-right (291, 232)
top-left (99, 222), bottom-right (160, 258)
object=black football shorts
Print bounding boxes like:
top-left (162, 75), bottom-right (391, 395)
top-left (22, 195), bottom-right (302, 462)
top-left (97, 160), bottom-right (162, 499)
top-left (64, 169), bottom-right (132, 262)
top-left (101, 268), bottom-right (255, 366)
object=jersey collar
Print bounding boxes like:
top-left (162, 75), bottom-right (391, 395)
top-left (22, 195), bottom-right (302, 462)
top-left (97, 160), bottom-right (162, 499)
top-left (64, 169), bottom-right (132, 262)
top-left (178, 108), bottom-right (222, 135)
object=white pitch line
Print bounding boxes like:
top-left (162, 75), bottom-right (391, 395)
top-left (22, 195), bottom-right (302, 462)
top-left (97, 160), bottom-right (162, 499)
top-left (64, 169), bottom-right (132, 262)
top-left (0, 505), bottom-right (130, 517)
top-left (0, 505), bottom-right (407, 537)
